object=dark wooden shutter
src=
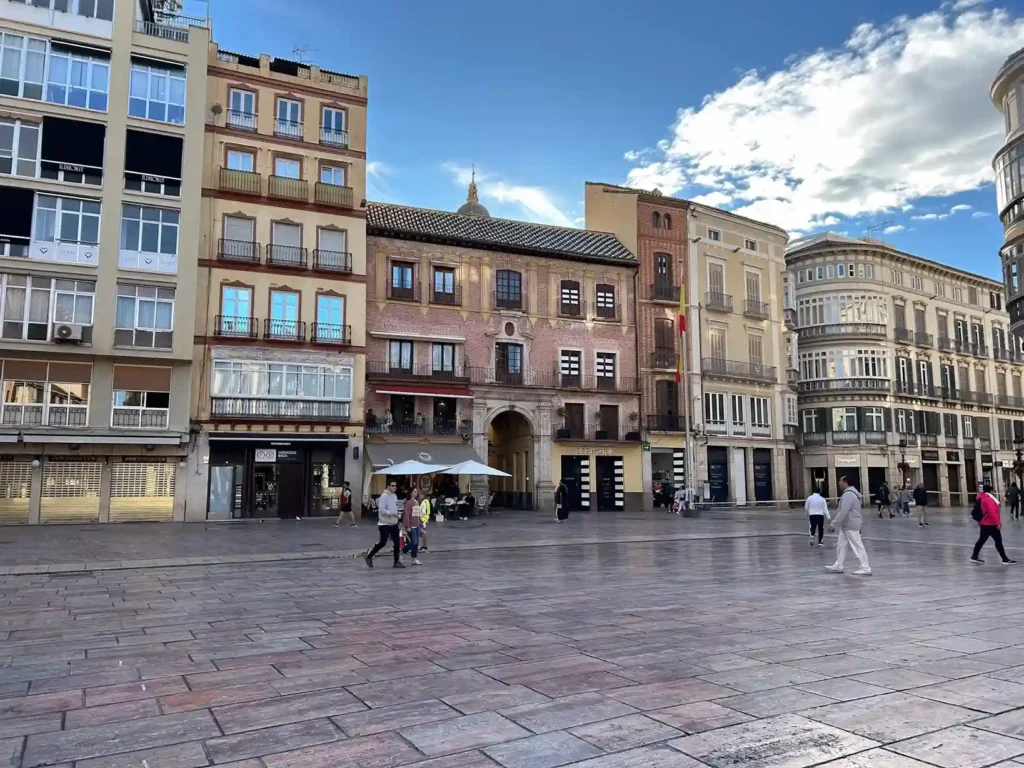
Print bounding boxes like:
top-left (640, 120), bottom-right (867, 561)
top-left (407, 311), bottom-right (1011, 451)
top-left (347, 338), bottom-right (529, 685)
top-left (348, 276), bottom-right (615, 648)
top-left (884, 408), bottom-right (892, 432)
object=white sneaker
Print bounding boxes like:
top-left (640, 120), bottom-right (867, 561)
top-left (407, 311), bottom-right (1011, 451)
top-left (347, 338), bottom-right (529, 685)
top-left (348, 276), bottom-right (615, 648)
top-left (817, 542), bottom-right (824, 547)
top-left (412, 558), bottom-right (422, 565)
top-left (852, 568), bottom-right (872, 576)
top-left (809, 535), bottom-right (815, 546)
top-left (825, 564), bottom-right (843, 573)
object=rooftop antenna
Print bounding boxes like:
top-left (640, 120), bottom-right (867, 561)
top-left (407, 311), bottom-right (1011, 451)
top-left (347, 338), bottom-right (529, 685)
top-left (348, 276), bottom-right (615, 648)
top-left (292, 45), bottom-right (318, 63)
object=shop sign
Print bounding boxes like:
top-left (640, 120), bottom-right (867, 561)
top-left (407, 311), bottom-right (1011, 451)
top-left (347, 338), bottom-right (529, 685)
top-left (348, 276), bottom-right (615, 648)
top-left (904, 456), bottom-right (920, 468)
top-left (574, 447), bottom-right (614, 456)
top-left (47, 455), bottom-right (98, 462)
top-left (946, 451), bottom-right (960, 463)
top-left (277, 450), bottom-right (302, 462)
top-left (254, 448), bottom-right (277, 463)
top-left (835, 455), bottom-right (860, 466)
top-left (922, 450), bottom-right (940, 462)
top-left (120, 457), bottom-right (170, 463)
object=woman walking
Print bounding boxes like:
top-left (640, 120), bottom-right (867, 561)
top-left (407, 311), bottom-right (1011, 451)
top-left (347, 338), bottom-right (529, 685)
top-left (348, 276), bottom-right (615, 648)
top-left (402, 489), bottom-right (423, 565)
top-left (971, 482), bottom-right (1017, 565)
top-left (914, 483), bottom-right (929, 527)
top-left (1008, 481), bottom-right (1021, 521)
top-left (555, 478), bottom-right (571, 523)
top-left (876, 481), bottom-right (890, 519)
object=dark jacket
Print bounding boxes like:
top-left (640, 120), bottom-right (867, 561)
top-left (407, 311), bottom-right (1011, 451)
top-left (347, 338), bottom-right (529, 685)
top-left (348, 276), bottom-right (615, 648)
top-left (1008, 485), bottom-right (1020, 503)
top-left (913, 487), bottom-right (928, 507)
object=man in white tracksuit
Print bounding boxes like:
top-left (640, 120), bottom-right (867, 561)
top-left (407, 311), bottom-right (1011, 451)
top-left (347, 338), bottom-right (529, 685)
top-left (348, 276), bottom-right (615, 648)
top-left (825, 475), bottom-right (872, 576)
top-left (805, 488), bottom-right (830, 547)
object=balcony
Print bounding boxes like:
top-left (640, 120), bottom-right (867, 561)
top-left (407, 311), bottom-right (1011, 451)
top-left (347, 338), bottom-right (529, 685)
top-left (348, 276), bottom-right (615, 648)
top-left (214, 316), bottom-right (258, 339)
top-left (217, 238), bottom-right (260, 263)
top-left (968, 342), bottom-right (989, 358)
top-left (111, 408), bottom-right (169, 429)
top-left (367, 361), bottom-right (468, 383)
top-left (997, 394), bottom-right (1024, 408)
top-left (864, 431), bottom-right (888, 445)
top-left (320, 127), bottom-right (349, 148)
top-left (938, 336), bottom-right (954, 351)
top-left (387, 282), bottom-right (420, 302)
top-left (920, 434), bottom-right (940, 446)
top-left (493, 291), bottom-right (525, 312)
top-left (649, 281), bottom-right (680, 303)
top-left (894, 327), bottom-right (913, 343)
top-left (314, 182), bottom-right (354, 208)
top-left (311, 323), bottom-right (351, 345)
top-left (976, 392), bottom-right (993, 405)
top-left (940, 386), bottom-right (958, 401)
top-left (134, 14), bottom-right (208, 42)
top-left (797, 323), bottom-right (887, 340)
top-left (645, 414), bottom-right (683, 432)
top-left (799, 378), bottom-right (889, 394)
top-left (784, 424), bottom-right (799, 441)
top-left (369, 419), bottom-right (467, 437)
top-left (1, 405), bottom-right (87, 427)
top-left (274, 118), bottom-right (304, 140)
top-left (313, 249), bottom-right (352, 273)
top-left (555, 375), bottom-right (639, 393)
top-left (701, 357), bottom-right (777, 382)
top-left (833, 431), bottom-right (860, 445)
top-left (211, 397), bottom-right (350, 422)
top-left (962, 437), bottom-right (976, 449)
top-left (266, 244), bottom-right (307, 268)
top-left (705, 292), bottom-right (733, 312)
top-left (650, 349), bottom-right (677, 369)
top-left (225, 110), bottom-right (257, 132)
top-left (554, 423), bottom-right (637, 442)
top-left (743, 299), bottom-right (770, 319)
top-left (898, 434), bottom-right (918, 446)
top-left (915, 331), bottom-right (934, 347)
top-left (263, 318), bottom-right (305, 342)
top-left (893, 381), bottom-right (938, 398)
top-left (558, 300), bottom-right (584, 319)
top-left (431, 286), bottom-right (462, 306)
top-left (268, 176), bottom-right (308, 201)
top-left (219, 168), bottom-right (261, 196)
top-left (994, 347), bottom-right (1013, 362)
top-left (979, 437), bottom-right (993, 450)
top-left (802, 432), bottom-right (827, 446)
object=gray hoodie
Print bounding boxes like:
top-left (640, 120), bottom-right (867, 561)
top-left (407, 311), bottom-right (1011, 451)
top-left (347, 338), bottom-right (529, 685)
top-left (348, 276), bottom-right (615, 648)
top-left (832, 486), bottom-right (863, 531)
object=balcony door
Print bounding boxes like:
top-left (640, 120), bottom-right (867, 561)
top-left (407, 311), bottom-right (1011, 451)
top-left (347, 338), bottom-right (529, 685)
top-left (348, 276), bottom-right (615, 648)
top-left (316, 294), bottom-right (344, 333)
top-left (221, 286), bottom-right (252, 335)
top-left (496, 342), bottom-right (523, 384)
top-left (223, 215), bottom-right (255, 260)
top-left (269, 290), bottom-right (299, 338)
top-left (655, 253), bottom-right (672, 284)
top-left (388, 340), bottom-right (412, 374)
top-left (655, 319), bottom-right (674, 362)
top-left (496, 270), bottom-right (522, 309)
top-left (708, 263), bottom-right (724, 296)
top-left (655, 379), bottom-right (678, 430)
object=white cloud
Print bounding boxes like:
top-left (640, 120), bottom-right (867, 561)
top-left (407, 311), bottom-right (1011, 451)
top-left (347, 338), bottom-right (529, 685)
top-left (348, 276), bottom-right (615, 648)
top-left (884, 224), bottom-right (906, 233)
top-left (625, 6), bottom-right (1024, 233)
top-left (910, 204), bottom-right (976, 221)
top-left (690, 191), bottom-right (733, 207)
top-left (950, 203), bottom-right (973, 212)
top-left (953, 0), bottom-right (987, 9)
top-left (442, 164), bottom-right (573, 227)
top-left (972, 210), bottom-right (993, 217)
top-left (367, 161), bottom-right (391, 178)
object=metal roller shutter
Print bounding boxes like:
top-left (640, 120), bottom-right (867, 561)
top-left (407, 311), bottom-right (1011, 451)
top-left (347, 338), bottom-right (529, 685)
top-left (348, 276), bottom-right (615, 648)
top-left (109, 462), bottom-right (174, 522)
top-left (0, 461), bottom-right (32, 524)
top-left (40, 461), bottom-right (100, 524)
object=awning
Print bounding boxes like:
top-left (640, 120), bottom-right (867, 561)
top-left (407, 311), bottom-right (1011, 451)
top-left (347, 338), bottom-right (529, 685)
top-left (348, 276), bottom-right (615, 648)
top-left (376, 385), bottom-right (473, 399)
top-left (366, 442), bottom-right (482, 468)
top-left (208, 434), bottom-right (349, 443)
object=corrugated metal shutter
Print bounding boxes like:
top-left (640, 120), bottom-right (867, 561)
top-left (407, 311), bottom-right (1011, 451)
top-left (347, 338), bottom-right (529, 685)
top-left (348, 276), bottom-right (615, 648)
top-left (0, 461), bottom-right (32, 524)
top-left (40, 461), bottom-right (101, 524)
top-left (109, 463), bottom-right (174, 522)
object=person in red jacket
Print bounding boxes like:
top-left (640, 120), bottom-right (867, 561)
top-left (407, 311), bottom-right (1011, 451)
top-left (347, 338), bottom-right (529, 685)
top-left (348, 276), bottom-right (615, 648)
top-left (971, 483), bottom-right (1017, 565)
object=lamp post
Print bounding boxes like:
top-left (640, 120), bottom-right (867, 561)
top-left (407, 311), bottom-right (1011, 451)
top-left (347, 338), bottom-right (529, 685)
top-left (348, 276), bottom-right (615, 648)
top-left (897, 437), bottom-right (909, 488)
top-left (1013, 436), bottom-right (1024, 489)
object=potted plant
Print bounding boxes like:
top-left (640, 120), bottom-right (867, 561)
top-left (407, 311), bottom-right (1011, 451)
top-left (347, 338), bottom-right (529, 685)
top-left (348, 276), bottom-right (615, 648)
top-left (594, 409), bottom-right (608, 440)
top-left (555, 405), bottom-right (571, 440)
top-left (625, 410), bottom-right (641, 441)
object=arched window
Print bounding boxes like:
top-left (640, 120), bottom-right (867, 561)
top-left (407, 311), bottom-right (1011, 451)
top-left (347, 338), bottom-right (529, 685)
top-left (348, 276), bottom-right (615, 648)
top-left (652, 212), bottom-right (661, 229)
top-left (663, 213), bottom-right (672, 230)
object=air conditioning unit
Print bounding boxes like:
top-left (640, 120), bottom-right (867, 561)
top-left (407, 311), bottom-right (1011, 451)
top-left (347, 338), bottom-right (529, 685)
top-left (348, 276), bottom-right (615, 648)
top-left (53, 323), bottom-right (84, 343)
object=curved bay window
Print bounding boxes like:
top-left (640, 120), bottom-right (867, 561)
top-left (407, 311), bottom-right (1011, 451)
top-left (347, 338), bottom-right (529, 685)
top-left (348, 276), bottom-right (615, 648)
top-left (796, 294), bottom-right (889, 327)
top-left (996, 142), bottom-right (1024, 224)
top-left (799, 347), bottom-right (890, 392)
top-left (495, 269), bottom-right (523, 311)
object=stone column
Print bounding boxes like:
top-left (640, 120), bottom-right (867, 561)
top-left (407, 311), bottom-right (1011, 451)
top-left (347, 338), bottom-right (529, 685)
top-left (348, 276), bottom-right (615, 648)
top-left (938, 462), bottom-right (950, 507)
top-left (471, 405), bottom-right (490, 506)
top-left (745, 445), bottom-right (756, 503)
top-left (536, 403), bottom-right (554, 513)
top-left (641, 447), bottom-right (653, 512)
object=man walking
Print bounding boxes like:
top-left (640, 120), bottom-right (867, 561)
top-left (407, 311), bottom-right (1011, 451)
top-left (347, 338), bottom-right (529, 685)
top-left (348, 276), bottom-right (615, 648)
top-left (971, 482), bottom-right (1017, 565)
top-left (826, 475), bottom-right (871, 575)
top-left (805, 487), bottom-right (830, 547)
top-left (1008, 481), bottom-right (1020, 521)
top-left (365, 480), bottom-right (404, 568)
top-left (402, 488), bottom-right (423, 565)
top-left (334, 481), bottom-right (356, 528)
top-left (914, 482), bottom-right (929, 527)
top-left (899, 480), bottom-right (913, 517)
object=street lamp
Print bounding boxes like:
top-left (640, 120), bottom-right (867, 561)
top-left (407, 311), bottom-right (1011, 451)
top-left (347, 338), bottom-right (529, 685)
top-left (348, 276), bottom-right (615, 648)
top-left (1013, 435), bottom-right (1024, 488)
top-left (897, 437), bottom-right (909, 487)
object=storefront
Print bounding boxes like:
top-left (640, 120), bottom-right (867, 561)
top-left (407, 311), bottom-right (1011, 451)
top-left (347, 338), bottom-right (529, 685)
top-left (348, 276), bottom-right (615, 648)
top-left (363, 442), bottom-right (484, 500)
top-left (207, 437), bottom-right (348, 520)
top-left (550, 443), bottom-right (642, 511)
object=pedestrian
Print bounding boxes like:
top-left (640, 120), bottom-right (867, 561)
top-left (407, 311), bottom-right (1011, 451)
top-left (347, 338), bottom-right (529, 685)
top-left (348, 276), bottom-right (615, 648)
top-left (825, 475), bottom-right (871, 575)
top-left (555, 478), bottom-right (571, 522)
top-left (1008, 481), bottom-right (1021, 521)
top-left (365, 480), bottom-right (404, 569)
top-left (971, 482), bottom-right (1017, 565)
top-left (673, 485), bottom-right (685, 515)
top-left (402, 488), bottom-right (423, 565)
top-left (875, 481), bottom-right (890, 519)
top-left (334, 481), bottom-right (356, 528)
top-left (899, 480), bottom-right (913, 517)
top-left (913, 482), bottom-right (929, 527)
top-left (805, 487), bottom-right (830, 547)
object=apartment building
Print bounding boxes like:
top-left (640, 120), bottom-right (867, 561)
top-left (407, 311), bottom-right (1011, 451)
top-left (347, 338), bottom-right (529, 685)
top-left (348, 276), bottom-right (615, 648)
top-left (586, 183), bottom-right (794, 505)
top-left (365, 180), bottom-right (642, 513)
top-left (0, 0), bottom-right (208, 523)
top-left (789, 233), bottom-right (1024, 505)
top-left (991, 48), bottom-right (1024, 334)
top-left (186, 44), bottom-right (367, 520)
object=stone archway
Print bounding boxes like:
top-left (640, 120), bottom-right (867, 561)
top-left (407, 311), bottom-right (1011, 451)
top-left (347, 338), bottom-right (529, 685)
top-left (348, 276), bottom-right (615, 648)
top-left (487, 408), bottom-right (535, 510)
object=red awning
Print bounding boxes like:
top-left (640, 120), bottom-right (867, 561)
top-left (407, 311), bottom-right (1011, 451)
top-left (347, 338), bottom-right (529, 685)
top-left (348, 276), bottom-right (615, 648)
top-left (375, 384), bottom-right (473, 399)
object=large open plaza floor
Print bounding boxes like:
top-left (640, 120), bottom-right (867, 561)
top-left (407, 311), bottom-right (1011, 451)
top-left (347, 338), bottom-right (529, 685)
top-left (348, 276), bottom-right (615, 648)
top-left (3, 508), bottom-right (1024, 766)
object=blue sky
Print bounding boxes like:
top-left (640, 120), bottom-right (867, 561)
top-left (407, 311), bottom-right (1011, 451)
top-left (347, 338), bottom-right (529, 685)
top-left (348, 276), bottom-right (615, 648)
top-left (211, 0), bottom-right (1024, 278)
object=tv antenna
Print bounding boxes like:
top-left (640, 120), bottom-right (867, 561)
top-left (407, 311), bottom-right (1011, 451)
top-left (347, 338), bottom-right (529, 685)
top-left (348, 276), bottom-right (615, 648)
top-left (292, 45), bottom-right (319, 63)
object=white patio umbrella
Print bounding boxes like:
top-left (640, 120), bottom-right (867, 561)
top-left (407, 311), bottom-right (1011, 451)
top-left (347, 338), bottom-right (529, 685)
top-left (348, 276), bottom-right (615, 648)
top-left (440, 459), bottom-right (511, 477)
top-left (372, 459), bottom-right (448, 476)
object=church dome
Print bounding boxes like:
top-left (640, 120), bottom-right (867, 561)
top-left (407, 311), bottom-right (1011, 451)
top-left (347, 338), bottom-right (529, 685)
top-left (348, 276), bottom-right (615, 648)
top-left (456, 169), bottom-right (490, 217)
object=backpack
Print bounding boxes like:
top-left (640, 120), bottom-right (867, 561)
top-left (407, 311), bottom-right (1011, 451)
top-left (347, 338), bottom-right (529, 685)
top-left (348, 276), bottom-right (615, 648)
top-left (971, 495), bottom-right (984, 522)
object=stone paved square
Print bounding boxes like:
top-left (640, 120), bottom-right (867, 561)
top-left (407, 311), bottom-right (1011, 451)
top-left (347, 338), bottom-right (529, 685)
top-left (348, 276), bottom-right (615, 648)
top-left (3, 509), bottom-right (1024, 766)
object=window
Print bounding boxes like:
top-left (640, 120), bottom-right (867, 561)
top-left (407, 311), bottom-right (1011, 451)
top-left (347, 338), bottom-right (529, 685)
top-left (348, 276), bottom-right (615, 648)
top-left (268, 289), bottom-right (299, 334)
top-left (851, 264), bottom-right (858, 277)
top-left (654, 253), bottom-right (673, 283)
top-left (1, 274), bottom-right (50, 340)
top-left (894, 303), bottom-right (906, 329)
top-left (833, 406), bottom-right (857, 432)
top-left (918, 360), bottom-right (930, 389)
top-left (785, 396), bottom-right (798, 426)
top-left (595, 352), bottom-right (616, 386)
top-left (560, 349), bottom-right (581, 385)
top-left (731, 394), bottom-right (745, 427)
top-left (274, 156), bottom-right (300, 179)
top-left (432, 343), bottom-right (455, 375)
top-left (750, 397), bottom-right (770, 428)
top-left (745, 271), bottom-right (761, 302)
top-left (111, 389), bottom-right (170, 428)
top-left (798, 270), bottom-right (805, 283)
top-left (708, 262), bottom-right (725, 296)
top-left (496, 342), bottom-right (523, 382)
top-left (955, 318), bottom-right (967, 343)
top-left (934, 281), bottom-right (945, 297)
top-left (891, 269), bottom-right (903, 286)
top-left (897, 409), bottom-right (911, 434)
top-left (390, 261), bottom-right (415, 300)
top-left (0, 32), bottom-right (46, 101)
top-left (953, 286), bottom-right (963, 303)
top-left (991, 291), bottom-right (1003, 310)
top-left (124, 128), bottom-right (180, 196)
top-left (747, 334), bottom-right (763, 366)
top-left (865, 264), bottom-right (874, 278)
top-left (745, 238), bottom-right (757, 252)
top-left (46, 44), bottom-right (109, 112)
top-left (911, 275), bottom-right (923, 291)
top-left (0, 118), bottom-right (39, 177)
top-left (652, 212), bottom-right (661, 229)
top-left (709, 327), bottom-right (726, 359)
top-left (976, 367), bottom-right (987, 394)
top-left (321, 106), bottom-right (347, 146)
top-left (315, 294), bottom-right (346, 341)
top-left (33, 195), bottom-right (101, 264)
top-left (128, 60), bottom-right (186, 125)
top-left (3, 378), bottom-right (88, 428)
top-left (275, 98), bottom-right (302, 139)
top-left (826, 264), bottom-right (835, 279)
top-left (227, 89), bottom-right (256, 131)
top-left (10, 0), bottom-right (114, 20)
top-left (495, 269), bottom-right (523, 309)
top-left (707, 228), bottom-right (721, 242)
top-left (704, 392), bottom-right (725, 425)
top-left (864, 407), bottom-right (884, 432)
top-left (559, 280), bottom-right (580, 316)
top-left (119, 205), bottom-right (178, 274)
top-left (320, 164), bottom-right (346, 186)
top-left (114, 284), bottom-right (173, 348)
top-left (968, 286), bottom-right (978, 305)
top-left (388, 340), bottom-right (412, 372)
top-left (816, 266), bottom-right (824, 280)
top-left (837, 264), bottom-right (845, 278)
top-left (211, 361), bottom-right (353, 405)
top-left (53, 278), bottom-right (94, 327)
top-left (218, 285), bottom-right (252, 336)
top-left (432, 267), bottom-right (456, 303)
top-left (805, 268), bottom-right (813, 281)
top-left (802, 409), bottom-right (819, 433)
top-left (914, 307), bottom-right (926, 333)
top-left (226, 150), bottom-right (254, 172)
top-left (595, 284), bottom-right (616, 319)
top-left (663, 213), bottom-right (672, 230)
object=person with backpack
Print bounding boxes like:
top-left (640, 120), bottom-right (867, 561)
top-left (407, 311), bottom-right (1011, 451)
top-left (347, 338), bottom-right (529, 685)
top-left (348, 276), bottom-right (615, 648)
top-left (825, 475), bottom-right (871, 575)
top-left (913, 483), bottom-right (929, 527)
top-left (875, 481), bottom-right (890, 519)
top-left (333, 481), bottom-right (356, 528)
top-left (971, 482), bottom-right (1017, 565)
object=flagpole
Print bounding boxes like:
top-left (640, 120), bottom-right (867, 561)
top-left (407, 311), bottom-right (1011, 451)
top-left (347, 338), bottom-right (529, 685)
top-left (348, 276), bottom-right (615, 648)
top-left (681, 325), bottom-right (692, 500)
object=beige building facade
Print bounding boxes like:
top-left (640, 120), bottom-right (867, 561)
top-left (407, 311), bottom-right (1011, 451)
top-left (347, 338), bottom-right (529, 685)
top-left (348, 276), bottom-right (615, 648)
top-left (789, 234), bottom-right (1024, 505)
top-left (0, 0), bottom-right (209, 523)
top-left (991, 48), bottom-right (1024, 335)
top-left (184, 44), bottom-right (367, 520)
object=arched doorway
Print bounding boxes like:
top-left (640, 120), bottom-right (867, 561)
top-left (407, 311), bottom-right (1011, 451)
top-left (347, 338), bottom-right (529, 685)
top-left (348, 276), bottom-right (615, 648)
top-left (488, 409), bottom-right (534, 509)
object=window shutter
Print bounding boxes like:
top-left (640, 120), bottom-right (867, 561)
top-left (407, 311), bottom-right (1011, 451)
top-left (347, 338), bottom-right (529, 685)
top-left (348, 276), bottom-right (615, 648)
top-left (855, 407), bottom-right (865, 431)
top-left (927, 363), bottom-right (935, 390)
top-left (978, 417), bottom-right (991, 439)
top-left (824, 408), bottom-right (833, 432)
top-left (884, 408), bottom-right (892, 432)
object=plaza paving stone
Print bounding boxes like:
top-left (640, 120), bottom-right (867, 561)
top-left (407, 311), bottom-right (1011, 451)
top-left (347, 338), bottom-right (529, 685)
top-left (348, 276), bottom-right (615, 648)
top-left (4, 508), bottom-right (1024, 765)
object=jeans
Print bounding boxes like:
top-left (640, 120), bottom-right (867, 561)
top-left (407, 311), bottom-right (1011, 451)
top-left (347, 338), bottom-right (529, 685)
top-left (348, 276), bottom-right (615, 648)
top-left (808, 514), bottom-right (825, 544)
top-left (368, 524), bottom-right (400, 564)
top-left (835, 529), bottom-right (870, 570)
top-left (407, 526), bottom-right (420, 558)
top-left (973, 525), bottom-right (1010, 561)
top-left (1012, 501), bottom-right (1020, 519)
